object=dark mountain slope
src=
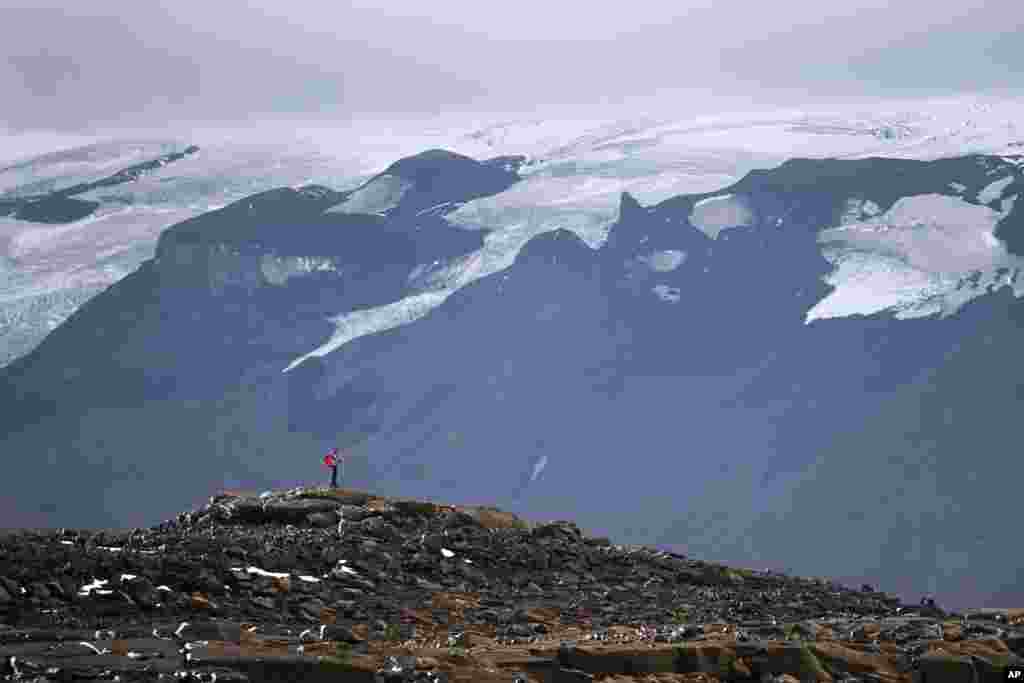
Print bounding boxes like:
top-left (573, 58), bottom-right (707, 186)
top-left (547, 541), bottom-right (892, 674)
top-left (1, 150), bottom-right (1022, 610)
top-left (0, 150), bottom-right (521, 531)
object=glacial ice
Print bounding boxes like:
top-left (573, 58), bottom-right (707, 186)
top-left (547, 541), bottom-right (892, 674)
top-left (806, 193), bottom-right (1024, 322)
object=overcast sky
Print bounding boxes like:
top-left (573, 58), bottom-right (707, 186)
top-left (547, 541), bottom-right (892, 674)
top-left (2, 0), bottom-right (1021, 132)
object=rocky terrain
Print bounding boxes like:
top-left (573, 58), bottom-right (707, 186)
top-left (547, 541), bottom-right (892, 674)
top-left (1, 487), bottom-right (1021, 682)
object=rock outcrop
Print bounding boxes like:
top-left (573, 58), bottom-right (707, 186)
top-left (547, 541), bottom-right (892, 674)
top-left (1, 487), bottom-right (1021, 682)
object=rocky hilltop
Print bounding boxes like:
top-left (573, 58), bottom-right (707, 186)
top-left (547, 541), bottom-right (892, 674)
top-left (1, 487), bottom-right (1021, 682)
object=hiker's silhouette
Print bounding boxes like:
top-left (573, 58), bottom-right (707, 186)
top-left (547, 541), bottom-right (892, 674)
top-left (323, 448), bottom-right (340, 488)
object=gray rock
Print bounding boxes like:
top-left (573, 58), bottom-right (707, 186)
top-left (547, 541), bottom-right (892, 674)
top-left (361, 517), bottom-right (402, 542)
top-left (306, 512), bottom-right (338, 528)
top-left (176, 620), bottom-right (246, 642)
top-left (122, 576), bottom-right (159, 609)
top-left (262, 499), bottom-right (342, 524)
top-left (250, 596), bottom-right (277, 610)
top-left (916, 654), bottom-right (977, 683)
top-left (0, 577), bottom-right (20, 600)
top-left (339, 504), bottom-right (373, 522)
top-left (321, 624), bottom-right (362, 643)
top-left (422, 534), bottom-right (446, 552)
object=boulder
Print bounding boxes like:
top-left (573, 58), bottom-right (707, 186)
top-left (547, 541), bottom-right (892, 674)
top-left (339, 505), bottom-right (373, 522)
top-left (307, 512), bottom-right (338, 528)
top-left (533, 521), bottom-right (583, 541)
top-left (215, 498), bottom-right (265, 523)
top-left (177, 620), bottom-right (248, 642)
top-left (321, 624), bottom-right (363, 643)
top-left (122, 576), bottom-right (159, 609)
top-left (915, 654), bottom-right (977, 683)
top-left (392, 500), bottom-right (439, 518)
top-left (360, 517), bottom-right (402, 542)
top-left (299, 490), bottom-right (373, 506)
top-left (263, 499), bottom-right (342, 524)
top-left (0, 577), bottom-right (20, 600)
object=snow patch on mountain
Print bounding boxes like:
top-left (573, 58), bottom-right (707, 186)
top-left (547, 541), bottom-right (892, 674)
top-left (637, 250), bottom-right (687, 272)
top-left (444, 155), bottom-right (744, 250)
top-left (839, 198), bottom-right (882, 225)
top-left (325, 174), bottom-right (412, 215)
top-left (282, 220), bottom-right (551, 372)
top-left (529, 455), bottom-right (548, 483)
top-left (652, 284), bottom-right (682, 303)
top-left (283, 290), bottom-right (450, 372)
top-left (689, 194), bottom-right (755, 239)
top-left (977, 175), bottom-right (1014, 204)
top-left (260, 255), bottom-right (339, 286)
top-left (806, 194), bottom-right (1024, 322)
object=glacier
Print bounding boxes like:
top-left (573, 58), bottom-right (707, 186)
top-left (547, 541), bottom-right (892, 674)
top-left (283, 95), bottom-right (1024, 367)
top-left (806, 192), bottom-right (1022, 322)
top-left (4, 94), bottom-right (1024, 370)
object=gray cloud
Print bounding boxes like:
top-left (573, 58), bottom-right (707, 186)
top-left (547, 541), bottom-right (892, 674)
top-left (2, 0), bottom-right (1021, 132)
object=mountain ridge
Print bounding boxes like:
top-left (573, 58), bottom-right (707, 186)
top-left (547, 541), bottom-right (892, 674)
top-left (2, 147), bottom-right (1023, 611)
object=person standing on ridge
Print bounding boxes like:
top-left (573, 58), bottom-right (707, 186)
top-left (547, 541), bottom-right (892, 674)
top-left (323, 448), bottom-right (342, 489)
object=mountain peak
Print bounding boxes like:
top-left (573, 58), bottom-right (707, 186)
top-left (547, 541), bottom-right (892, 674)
top-left (327, 148), bottom-right (522, 218)
top-left (618, 191), bottom-right (644, 221)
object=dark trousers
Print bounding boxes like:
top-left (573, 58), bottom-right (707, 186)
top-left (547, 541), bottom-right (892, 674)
top-left (330, 466), bottom-right (338, 489)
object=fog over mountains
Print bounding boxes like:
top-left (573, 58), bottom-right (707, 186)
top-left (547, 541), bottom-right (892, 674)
top-left (2, 96), bottom-right (1024, 612)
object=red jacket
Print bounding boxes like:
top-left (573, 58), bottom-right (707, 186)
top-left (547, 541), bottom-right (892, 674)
top-left (323, 451), bottom-right (339, 467)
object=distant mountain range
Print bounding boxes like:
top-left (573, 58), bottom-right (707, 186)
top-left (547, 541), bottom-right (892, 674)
top-left (2, 136), bottom-right (1023, 613)
top-left (0, 145), bottom-right (200, 223)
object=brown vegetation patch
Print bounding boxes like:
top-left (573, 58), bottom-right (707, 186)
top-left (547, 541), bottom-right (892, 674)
top-left (464, 505), bottom-right (532, 530)
top-left (926, 638), bottom-right (1010, 658)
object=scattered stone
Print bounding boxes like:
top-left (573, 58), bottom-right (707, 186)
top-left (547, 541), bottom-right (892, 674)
top-left (1, 486), bottom-right (1021, 682)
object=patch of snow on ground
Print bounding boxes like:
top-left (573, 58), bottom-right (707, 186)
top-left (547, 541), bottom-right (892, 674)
top-left (244, 566), bottom-right (290, 579)
top-left (807, 194), bottom-right (1024, 322)
top-left (78, 579), bottom-right (109, 596)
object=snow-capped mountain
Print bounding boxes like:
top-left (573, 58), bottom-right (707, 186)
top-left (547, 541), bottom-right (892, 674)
top-left (2, 94), bottom-right (1024, 610)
